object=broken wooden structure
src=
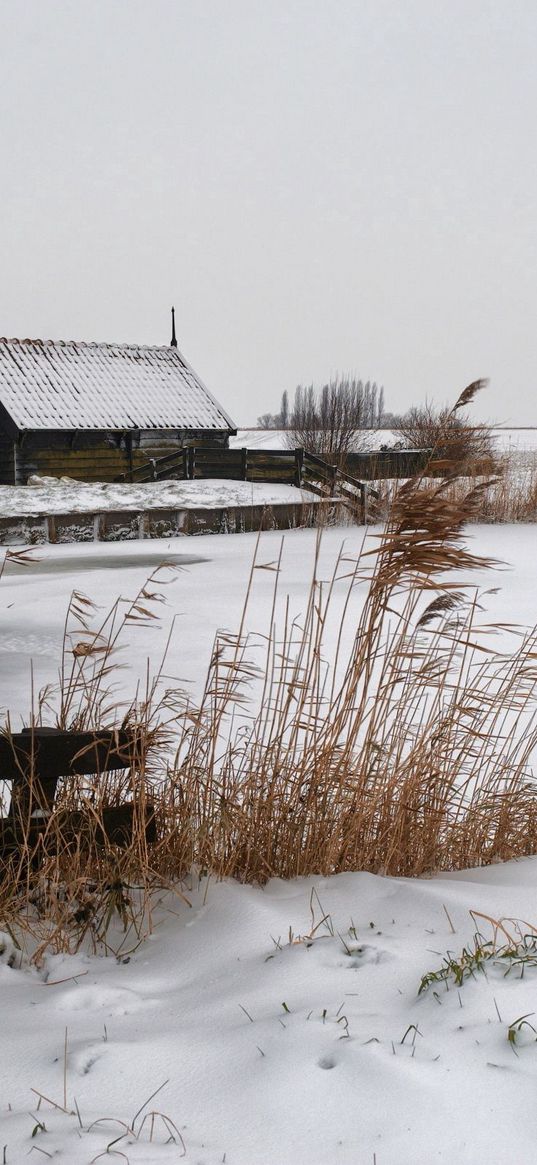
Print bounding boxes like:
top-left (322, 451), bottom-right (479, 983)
top-left (0, 727), bottom-right (156, 870)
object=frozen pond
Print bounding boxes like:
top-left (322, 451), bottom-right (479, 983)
top-left (0, 524), bottom-right (535, 725)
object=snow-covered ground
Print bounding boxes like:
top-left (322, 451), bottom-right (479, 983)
top-left (0, 477), bottom-right (316, 518)
top-left (4, 860), bottom-right (537, 1163)
top-left (493, 427), bottom-right (537, 452)
top-left (230, 428), bottom-right (397, 451)
top-left (2, 524), bottom-right (537, 1163)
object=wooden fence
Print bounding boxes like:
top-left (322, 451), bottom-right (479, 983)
top-left (118, 445), bottom-right (430, 488)
top-left (118, 447), bottom-right (385, 523)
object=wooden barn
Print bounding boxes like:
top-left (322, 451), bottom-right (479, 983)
top-left (0, 323), bottom-right (236, 484)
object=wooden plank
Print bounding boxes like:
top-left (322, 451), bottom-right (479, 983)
top-left (193, 460), bottom-right (243, 472)
top-left (247, 449), bottom-right (295, 459)
top-left (345, 449), bottom-right (431, 480)
top-left (302, 450), bottom-right (335, 471)
top-left (193, 461), bottom-right (244, 472)
top-left (247, 471), bottom-right (295, 483)
top-left (300, 480), bottom-right (328, 498)
top-left (192, 469), bottom-right (243, 480)
top-left (0, 728), bottom-right (136, 784)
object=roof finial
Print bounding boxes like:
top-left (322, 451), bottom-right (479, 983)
top-left (170, 306), bottom-right (177, 348)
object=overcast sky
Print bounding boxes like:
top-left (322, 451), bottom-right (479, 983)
top-left (1, 0), bottom-right (536, 426)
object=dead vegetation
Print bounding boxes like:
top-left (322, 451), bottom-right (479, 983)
top-left (395, 386), bottom-right (498, 473)
top-left (368, 456), bottom-right (537, 525)
top-left (2, 383), bottom-right (537, 961)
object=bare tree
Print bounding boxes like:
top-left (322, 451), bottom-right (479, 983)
top-left (395, 389), bottom-right (497, 471)
top-left (256, 412), bottom-right (278, 428)
top-left (286, 375), bottom-right (374, 466)
top-left (258, 376), bottom-right (386, 454)
top-left (257, 389), bottom-right (291, 429)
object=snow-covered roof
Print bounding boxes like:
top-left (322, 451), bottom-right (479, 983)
top-left (0, 337), bottom-right (236, 433)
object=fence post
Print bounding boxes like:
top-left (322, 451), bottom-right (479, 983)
top-left (242, 447), bottom-right (248, 481)
top-left (187, 446), bottom-right (195, 479)
top-left (361, 484), bottom-right (368, 525)
top-left (295, 448), bottom-right (304, 487)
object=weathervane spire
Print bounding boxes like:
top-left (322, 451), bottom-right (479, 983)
top-left (170, 306), bottom-right (177, 348)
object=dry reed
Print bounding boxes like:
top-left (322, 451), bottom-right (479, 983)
top-left (368, 457), bottom-right (537, 524)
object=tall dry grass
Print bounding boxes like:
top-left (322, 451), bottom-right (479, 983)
top-left (368, 456), bottom-right (537, 524)
top-left (2, 383), bottom-right (537, 959)
top-left (158, 468), bottom-right (537, 884)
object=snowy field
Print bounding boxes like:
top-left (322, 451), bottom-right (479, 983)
top-left (2, 524), bottom-right (537, 1163)
top-left (232, 426), bottom-right (537, 454)
top-left (230, 428), bottom-right (398, 451)
top-left (4, 859), bottom-right (537, 1164)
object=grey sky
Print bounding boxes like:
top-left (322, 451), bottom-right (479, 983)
top-left (1, 0), bottom-right (536, 426)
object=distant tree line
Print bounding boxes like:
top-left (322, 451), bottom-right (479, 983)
top-left (258, 377), bottom-right (386, 432)
top-left (258, 377), bottom-right (388, 464)
top-left (257, 377), bottom-right (384, 465)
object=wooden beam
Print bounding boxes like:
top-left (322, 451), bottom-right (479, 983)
top-left (0, 727), bottom-right (136, 783)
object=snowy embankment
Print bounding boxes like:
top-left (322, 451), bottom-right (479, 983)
top-left (0, 477), bottom-right (316, 518)
top-left (2, 525), bottom-right (537, 1162)
top-left (3, 861), bottom-right (537, 1164)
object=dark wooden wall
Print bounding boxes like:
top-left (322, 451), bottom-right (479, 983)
top-left (0, 429), bottom-right (15, 485)
top-left (345, 449), bottom-right (430, 479)
top-left (0, 427), bottom-right (231, 485)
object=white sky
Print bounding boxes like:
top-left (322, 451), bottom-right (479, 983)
top-left (1, 0), bottom-right (536, 426)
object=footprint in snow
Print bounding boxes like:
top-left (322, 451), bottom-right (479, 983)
top-left (55, 984), bottom-right (150, 1016)
top-left (70, 1041), bottom-right (104, 1076)
top-left (343, 943), bottom-right (391, 969)
top-left (318, 1054), bottom-right (338, 1070)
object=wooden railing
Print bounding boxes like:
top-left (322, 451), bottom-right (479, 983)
top-left (117, 446), bottom-right (381, 522)
top-left (118, 444), bottom-right (432, 483)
